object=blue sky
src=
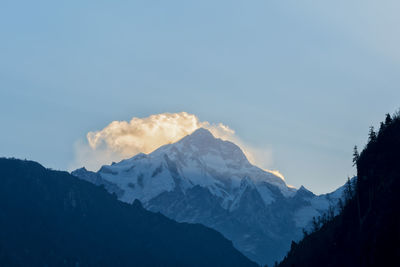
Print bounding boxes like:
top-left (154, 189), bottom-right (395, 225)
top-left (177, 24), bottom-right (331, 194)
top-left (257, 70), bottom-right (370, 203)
top-left (1, 0), bottom-right (399, 194)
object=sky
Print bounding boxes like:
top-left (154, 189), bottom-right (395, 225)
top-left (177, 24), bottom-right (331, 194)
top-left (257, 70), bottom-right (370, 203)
top-left (1, 0), bottom-right (400, 194)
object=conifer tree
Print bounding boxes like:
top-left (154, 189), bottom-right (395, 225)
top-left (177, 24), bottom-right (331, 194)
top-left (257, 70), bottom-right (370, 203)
top-left (290, 241), bottom-right (297, 251)
top-left (302, 228), bottom-right (308, 238)
top-left (385, 113), bottom-right (392, 125)
top-left (344, 177), bottom-right (353, 204)
top-left (368, 126), bottom-right (377, 142)
top-left (352, 146), bottom-right (359, 166)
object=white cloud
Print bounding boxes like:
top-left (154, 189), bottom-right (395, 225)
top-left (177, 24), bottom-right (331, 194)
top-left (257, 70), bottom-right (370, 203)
top-left (70, 112), bottom-right (277, 177)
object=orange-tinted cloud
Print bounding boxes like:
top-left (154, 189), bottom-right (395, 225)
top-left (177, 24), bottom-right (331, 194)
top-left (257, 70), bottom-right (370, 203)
top-left (70, 112), bottom-right (279, 179)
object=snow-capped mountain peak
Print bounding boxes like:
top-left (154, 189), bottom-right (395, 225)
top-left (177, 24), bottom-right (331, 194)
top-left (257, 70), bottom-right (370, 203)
top-left (152, 128), bottom-right (251, 168)
top-left (72, 128), bottom-right (347, 266)
top-left (182, 127), bottom-right (216, 144)
top-left (89, 128), bottom-right (294, 206)
top-left (295, 185), bottom-right (315, 198)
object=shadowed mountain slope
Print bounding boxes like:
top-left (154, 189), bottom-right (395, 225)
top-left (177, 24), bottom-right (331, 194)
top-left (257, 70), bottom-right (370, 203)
top-left (279, 112), bottom-right (400, 267)
top-left (0, 158), bottom-right (257, 267)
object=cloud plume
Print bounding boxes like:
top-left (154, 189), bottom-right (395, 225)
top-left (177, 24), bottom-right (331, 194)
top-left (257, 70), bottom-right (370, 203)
top-left (70, 112), bottom-right (277, 177)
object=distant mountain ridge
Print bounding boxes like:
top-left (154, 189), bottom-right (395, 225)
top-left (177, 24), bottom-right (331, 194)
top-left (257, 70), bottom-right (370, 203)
top-left (0, 158), bottom-right (257, 267)
top-left (73, 128), bottom-right (347, 266)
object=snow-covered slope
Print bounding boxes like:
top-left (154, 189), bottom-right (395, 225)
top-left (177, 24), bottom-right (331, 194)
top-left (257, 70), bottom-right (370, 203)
top-left (72, 128), bottom-right (346, 266)
top-left (292, 184), bottom-right (346, 229)
top-left (76, 128), bottom-right (293, 207)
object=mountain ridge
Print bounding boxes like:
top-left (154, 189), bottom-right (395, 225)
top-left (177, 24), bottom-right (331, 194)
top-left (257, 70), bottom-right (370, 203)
top-left (0, 157), bottom-right (257, 267)
top-left (73, 128), bottom-right (347, 266)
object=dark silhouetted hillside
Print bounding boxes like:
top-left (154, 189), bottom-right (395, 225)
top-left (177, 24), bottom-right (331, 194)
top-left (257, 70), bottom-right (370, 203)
top-left (0, 158), bottom-right (257, 267)
top-left (278, 112), bottom-right (400, 267)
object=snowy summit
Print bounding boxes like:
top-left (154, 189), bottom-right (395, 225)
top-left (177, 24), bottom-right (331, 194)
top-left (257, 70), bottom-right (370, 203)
top-left (72, 128), bottom-right (347, 266)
